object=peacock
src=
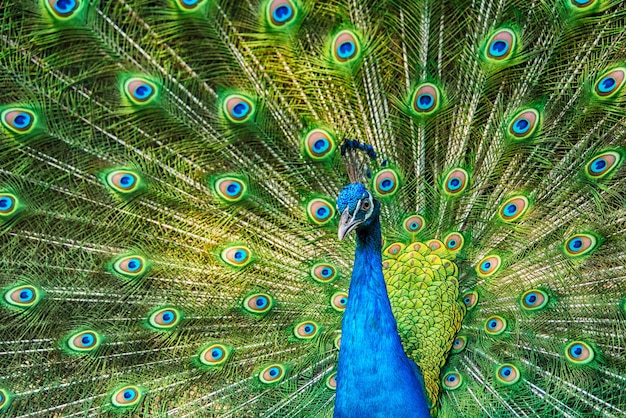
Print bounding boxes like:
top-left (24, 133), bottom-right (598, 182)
top-left (1, 0), bottom-right (626, 416)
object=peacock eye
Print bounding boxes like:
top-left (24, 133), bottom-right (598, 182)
top-left (361, 200), bottom-right (371, 211)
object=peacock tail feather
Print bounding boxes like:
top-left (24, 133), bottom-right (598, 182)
top-left (1, 0), bottom-right (626, 416)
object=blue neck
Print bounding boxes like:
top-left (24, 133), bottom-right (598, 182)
top-left (334, 217), bottom-right (431, 418)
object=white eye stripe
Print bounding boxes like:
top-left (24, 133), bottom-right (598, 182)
top-left (362, 192), bottom-right (374, 219)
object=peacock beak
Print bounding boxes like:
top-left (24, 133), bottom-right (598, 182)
top-left (338, 207), bottom-right (364, 241)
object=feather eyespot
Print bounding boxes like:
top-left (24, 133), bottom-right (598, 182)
top-left (411, 83), bottom-right (441, 116)
top-left (520, 289), bottom-right (548, 311)
top-left (476, 255), bottom-right (501, 278)
top-left (105, 170), bottom-right (142, 194)
top-left (332, 30), bottom-right (361, 64)
top-left (259, 364), bottom-right (286, 384)
top-left (442, 168), bottom-right (469, 196)
top-left (507, 109), bottom-right (540, 141)
top-left (484, 28), bottom-right (517, 62)
top-left (112, 255), bottom-right (149, 279)
top-left (496, 364), bottom-right (520, 385)
top-left (175, 0), bottom-right (205, 11)
top-left (306, 198), bottom-right (335, 225)
top-left (498, 196), bottom-right (530, 222)
top-left (124, 78), bottom-right (158, 106)
top-left (326, 372), bottom-right (337, 390)
top-left (484, 315), bottom-right (507, 336)
top-left (565, 341), bottom-right (594, 365)
top-left (331, 291), bottom-right (348, 312)
top-left (147, 307), bottom-right (182, 330)
top-left (585, 151), bottom-right (622, 180)
top-left (403, 215), bottom-right (425, 234)
top-left (373, 168), bottom-right (400, 197)
top-left (384, 242), bottom-right (405, 258)
top-left (0, 388), bottom-right (11, 411)
top-left (222, 94), bottom-right (255, 123)
top-left (266, 0), bottom-right (298, 28)
top-left (444, 232), bottom-right (464, 252)
top-left (442, 372), bottom-right (462, 390)
top-left (214, 176), bottom-right (247, 202)
top-left (67, 330), bottom-right (102, 353)
top-left (452, 336), bottom-right (467, 353)
top-left (594, 68), bottom-right (625, 99)
top-left (243, 293), bottom-right (274, 314)
top-left (426, 239), bottom-right (443, 252)
top-left (294, 321), bottom-right (320, 340)
top-left (111, 385), bottom-right (144, 408)
top-left (221, 245), bottom-right (252, 267)
top-left (3, 285), bottom-right (43, 309)
top-left (310, 263), bottom-right (337, 283)
top-left (303, 128), bottom-right (336, 161)
top-left (199, 343), bottom-right (232, 366)
top-left (571, 0), bottom-right (595, 6)
top-left (461, 291), bottom-right (478, 310)
top-left (0, 193), bottom-right (20, 219)
top-left (44, 0), bottom-right (83, 19)
top-left (1, 108), bottom-right (37, 135)
top-left (563, 233), bottom-right (598, 257)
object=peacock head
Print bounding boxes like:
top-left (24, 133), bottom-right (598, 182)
top-left (336, 183), bottom-right (378, 240)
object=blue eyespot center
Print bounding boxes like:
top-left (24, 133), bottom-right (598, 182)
top-left (0, 197), bottom-right (13, 209)
top-left (269, 367), bottom-right (278, 376)
top-left (82, 335), bottom-right (94, 345)
top-left (489, 40), bottom-right (509, 57)
top-left (233, 102), bottom-right (249, 117)
top-left (417, 94), bottom-right (434, 110)
top-left (313, 139), bottom-right (329, 153)
top-left (338, 42), bottom-right (355, 58)
top-left (449, 240), bottom-right (457, 248)
top-left (514, 118), bottom-right (530, 134)
top-left (489, 320), bottom-right (497, 329)
top-left (599, 76), bottom-right (616, 93)
top-left (127, 259), bottom-right (141, 271)
top-left (134, 84), bottom-right (153, 99)
top-left (502, 367), bottom-right (512, 376)
top-left (20, 289), bottom-right (33, 301)
top-left (123, 389), bottom-right (136, 400)
top-left (447, 375), bottom-right (456, 382)
top-left (591, 159), bottom-right (606, 172)
top-left (234, 250), bottom-right (245, 260)
top-left (316, 207), bottom-right (329, 219)
top-left (55, 0), bottom-right (77, 13)
top-left (448, 178), bottom-right (461, 190)
top-left (526, 294), bottom-right (537, 303)
top-left (380, 179), bottom-right (394, 191)
top-left (505, 203), bottom-right (518, 214)
top-left (571, 344), bottom-right (583, 357)
top-left (482, 261), bottom-right (491, 270)
top-left (182, 0), bottom-right (200, 5)
top-left (340, 298), bottom-right (347, 305)
top-left (464, 297), bottom-right (470, 304)
top-left (14, 113), bottom-right (31, 128)
top-left (570, 238), bottom-right (583, 250)
top-left (226, 183), bottom-right (241, 196)
top-left (273, 5), bottom-right (293, 22)
top-left (321, 268), bottom-right (331, 277)
top-left (256, 297), bottom-right (268, 308)
top-left (211, 348), bottom-right (223, 359)
top-left (304, 325), bottom-right (313, 333)
top-left (120, 174), bottom-right (135, 187)
top-left (162, 311), bottom-right (174, 323)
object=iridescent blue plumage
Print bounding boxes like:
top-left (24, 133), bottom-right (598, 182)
top-left (335, 184), bottom-right (430, 418)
